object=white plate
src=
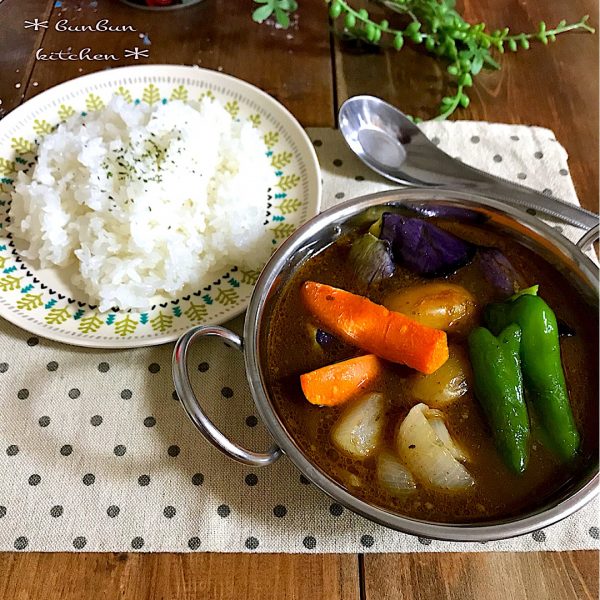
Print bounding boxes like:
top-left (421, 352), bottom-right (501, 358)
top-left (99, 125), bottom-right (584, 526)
top-left (0, 65), bottom-right (321, 347)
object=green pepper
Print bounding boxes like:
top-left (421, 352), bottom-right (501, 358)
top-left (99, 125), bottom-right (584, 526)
top-left (485, 293), bottom-right (580, 461)
top-left (468, 324), bottom-right (530, 474)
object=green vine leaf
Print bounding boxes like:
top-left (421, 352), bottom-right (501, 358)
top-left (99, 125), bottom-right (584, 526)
top-left (309, 0), bottom-right (594, 120)
top-left (252, 0), bottom-right (297, 28)
top-left (248, 113), bottom-right (261, 127)
top-left (142, 84), bottom-right (161, 105)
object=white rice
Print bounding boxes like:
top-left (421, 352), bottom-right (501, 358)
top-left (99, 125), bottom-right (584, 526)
top-left (9, 96), bottom-right (275, 311)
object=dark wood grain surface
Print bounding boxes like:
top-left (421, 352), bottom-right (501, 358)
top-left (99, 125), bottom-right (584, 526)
top-left (362, 551), bottom-right (599, 600)
top-left (334, 0), bottom-right (599, 210)
top-left (0, 0), bottom-right (597, 598)
top-left (0, 0), bottom-right (54, 118)
top-left (0, 553), bottom-right (360, 600)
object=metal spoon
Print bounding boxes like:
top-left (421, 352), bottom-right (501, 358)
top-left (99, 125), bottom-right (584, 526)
top-left (339, 95), bottom-right (599, 230)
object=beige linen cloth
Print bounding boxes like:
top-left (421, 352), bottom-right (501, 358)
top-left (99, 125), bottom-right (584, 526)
top-left (0, 122), bottom-right (598, 552)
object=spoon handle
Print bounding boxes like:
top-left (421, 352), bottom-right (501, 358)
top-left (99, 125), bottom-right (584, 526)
top-left (464, 167), bottom-right (597, 230)
top-left (425, 156), bottom-right (599, 231)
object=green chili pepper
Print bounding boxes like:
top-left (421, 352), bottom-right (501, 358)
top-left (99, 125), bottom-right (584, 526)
top-left (468, 324), bottom-right (530, 473)
top-left (484, 293), bottom-right (580, 461)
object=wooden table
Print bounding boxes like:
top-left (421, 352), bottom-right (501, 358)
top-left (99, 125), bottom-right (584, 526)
top-left (0, 1), bottom-right (597, 598)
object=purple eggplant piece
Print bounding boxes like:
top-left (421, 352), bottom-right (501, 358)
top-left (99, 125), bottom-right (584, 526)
top-left (349, 233), bottom-right (395, 286)
top-left (409, 204), bottom-right (486, 224)
top-left (478, 247), bottom-right (527, 297)
top-left (380, 213), bottom-right (476, 278)
top-left (316, 328), bottom-right (336, 348)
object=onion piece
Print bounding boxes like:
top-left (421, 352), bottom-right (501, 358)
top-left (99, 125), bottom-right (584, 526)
top-left (396, 403), bottom-right (474, 491)
top-left (331, 392), bottom-right (386, 458)
top-left (348, 233), bottom-right (395, 287)
top-left (377, 450), bottom-right (417, 495)
top-left (427, 416), bottom-right (470, 463)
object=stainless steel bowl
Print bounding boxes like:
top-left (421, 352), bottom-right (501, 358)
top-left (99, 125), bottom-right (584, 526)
top-left (173, 188), bottom-right (599, 542)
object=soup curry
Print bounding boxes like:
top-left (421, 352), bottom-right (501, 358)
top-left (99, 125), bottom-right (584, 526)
top-left (265, 211), bottom-right (598, 523)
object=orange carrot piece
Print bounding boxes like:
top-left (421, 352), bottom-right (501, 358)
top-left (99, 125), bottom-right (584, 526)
top-left (301, 281), bottom-right (448, 374)
top-left (300, 354), bottom-right (382, 406)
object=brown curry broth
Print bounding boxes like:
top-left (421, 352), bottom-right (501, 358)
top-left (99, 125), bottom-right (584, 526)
top-left (266, 220), bottom-right (599, 522)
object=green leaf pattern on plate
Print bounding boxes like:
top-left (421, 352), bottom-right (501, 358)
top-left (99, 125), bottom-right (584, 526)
top-left (224, 100), bottom-right (240, 118)
top-left (170, 85), bottom-right (188, 102)
top-left (0, 275), bottom-right (21, 292)
top-left (78, 314), bottom-right (104, 334)
top-left (44, 306), bottom-right (71, 325)
top-left (276, 198), bottom-right (301, 214)
top-left (115, 86), bottom-right (133, 103)
top-left (150, 311), bottom-right (172, 332)
top-left (114, 314), bottom-right (138, 336)
top-left (85, 93), bottom-right (105, 112)
top-left (263, 131), bottom-right (279, 149)
top-left (10, 137), bottom-right (35, 155)
top-left (271, 223), bottom-right (296, 239)
top-left (276, 173), bottom-right (300, 191)
top-left (33, 119), bottom-right (54, 136)
top-left (58, 104), bottom-right (76, 121)
top-left (0, 78), bottom-right (309, 341)
top-left (271, 151), bottom-right (293, 169)
top-left (199, 89), bottom-right (215, 101)
top-left (142, 84), bottom-right (160, 105)
top-left (0, 158), bottom-right (16, 177)
top-left (239, 269), bottom-right (260, 285)
top-left (16, 293), bottom-right (43, 311)
top-left (215, 288), bottom-right (239, 306)
top-left (184, 301), bottom-right (208, 322)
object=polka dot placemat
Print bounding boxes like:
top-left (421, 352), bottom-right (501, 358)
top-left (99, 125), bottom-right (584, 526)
top-left (0, 123), bottom-right (598, 553)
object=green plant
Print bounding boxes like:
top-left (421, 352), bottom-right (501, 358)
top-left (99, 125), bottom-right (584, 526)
top-left (252, 0), bottom-right (298, 28)
top-left (251, 0), bottom-right (594, 120)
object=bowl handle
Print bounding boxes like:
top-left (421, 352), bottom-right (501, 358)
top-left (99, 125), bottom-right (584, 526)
top-left (172, 325), bottom-right (283, 466)
top-left (576, 223), bottom-right (600, 252)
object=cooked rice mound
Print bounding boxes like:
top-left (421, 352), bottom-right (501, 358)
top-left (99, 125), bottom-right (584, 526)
top-left (9, 96), bottom-right (275, 311)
